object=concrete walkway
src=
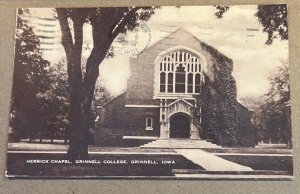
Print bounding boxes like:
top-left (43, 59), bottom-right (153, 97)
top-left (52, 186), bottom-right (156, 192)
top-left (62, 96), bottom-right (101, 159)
top-left (175, 149), bottom-right (253, 171)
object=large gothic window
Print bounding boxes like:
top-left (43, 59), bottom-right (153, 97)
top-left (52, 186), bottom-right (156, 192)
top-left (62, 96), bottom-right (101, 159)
top-left (159, 50), bottom-right (202, 94)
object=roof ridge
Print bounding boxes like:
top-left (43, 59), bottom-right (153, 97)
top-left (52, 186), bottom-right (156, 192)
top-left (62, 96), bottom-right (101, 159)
top-left (99, 92), bottom-right (127, 107)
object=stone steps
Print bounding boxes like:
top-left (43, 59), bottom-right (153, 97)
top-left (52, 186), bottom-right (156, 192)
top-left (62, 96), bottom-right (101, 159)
top-left (141, 139), bottom-right (222, 149)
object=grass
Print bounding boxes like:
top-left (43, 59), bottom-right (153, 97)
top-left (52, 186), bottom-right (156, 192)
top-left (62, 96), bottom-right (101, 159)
top-left (9, 142), bottom-right (292, 154)
top-left (6, 142), bottom-right (293, 178)
top-left (8, 142), bottom-right (68, 151)
top-left (218, 155), bottom-right (293, 174)
top-left (202, 147), bottom-right (292, 154)
top-left (8, 143), bottom-right (175, 153)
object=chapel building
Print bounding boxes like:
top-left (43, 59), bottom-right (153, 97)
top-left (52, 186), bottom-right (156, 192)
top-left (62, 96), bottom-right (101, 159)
top-left (95, 28), bottom-right (256, 147)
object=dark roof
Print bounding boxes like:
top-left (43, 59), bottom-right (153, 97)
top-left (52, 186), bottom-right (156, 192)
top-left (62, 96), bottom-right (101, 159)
top-left (98, 92), bottom-right (127, 108)
top-left (236, 101), bottom-right (253, 113)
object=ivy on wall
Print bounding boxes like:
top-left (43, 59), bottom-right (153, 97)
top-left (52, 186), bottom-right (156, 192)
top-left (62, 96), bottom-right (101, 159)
top-left (193, 42), bottom-right (238, 147)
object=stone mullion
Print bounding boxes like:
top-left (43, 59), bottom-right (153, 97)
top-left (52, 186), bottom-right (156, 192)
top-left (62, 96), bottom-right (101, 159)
top-left (165, 59), bottom-right (168, 93)
top-left (165, 99), bottom-right (170, 139)
top-left (172, 58), bottom-right (176, 93)
top-left (159, 99), bottom-right (163, 122)
top-left (193, 58), bottom-right (195, 93)
top-left (185, 62), bottom-right (188, 94)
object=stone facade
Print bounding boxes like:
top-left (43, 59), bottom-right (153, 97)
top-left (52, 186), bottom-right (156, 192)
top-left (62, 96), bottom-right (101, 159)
top-left (95, 28), bottom-right (256, 147)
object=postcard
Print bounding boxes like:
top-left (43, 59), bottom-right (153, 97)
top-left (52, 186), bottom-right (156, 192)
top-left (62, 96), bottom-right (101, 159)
top-left (6, 5), bottom-right (292, 179)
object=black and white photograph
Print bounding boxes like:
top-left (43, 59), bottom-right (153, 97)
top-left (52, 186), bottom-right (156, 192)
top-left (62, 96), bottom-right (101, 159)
top-left (6, 5), bottom-right (292, 179)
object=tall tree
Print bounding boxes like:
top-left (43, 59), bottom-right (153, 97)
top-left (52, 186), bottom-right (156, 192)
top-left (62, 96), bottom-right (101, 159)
top-left (38, 58), bottom-right (112, 142)
top-left (10, 8), bottom-right (50, 140)
top-left (56, 7), bottom-right (154, 159)
top-left (254, 62), bottom-right (291, 146)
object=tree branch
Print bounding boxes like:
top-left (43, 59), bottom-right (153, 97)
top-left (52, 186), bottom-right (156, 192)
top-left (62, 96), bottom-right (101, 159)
top-left (72, 11), bottom-right (84, 50)
top-left (110, 7), bottom-right (140, 40)
top-left (56, 8), bottom-right (74, 59)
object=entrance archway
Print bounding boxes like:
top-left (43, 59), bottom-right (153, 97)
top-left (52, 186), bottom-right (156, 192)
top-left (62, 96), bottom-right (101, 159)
top-left (169, 113), bottom-right (191, 138)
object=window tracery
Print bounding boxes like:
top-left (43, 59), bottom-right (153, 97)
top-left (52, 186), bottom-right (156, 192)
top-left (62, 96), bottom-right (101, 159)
top-left (159, 50), bottom-right (202, 94)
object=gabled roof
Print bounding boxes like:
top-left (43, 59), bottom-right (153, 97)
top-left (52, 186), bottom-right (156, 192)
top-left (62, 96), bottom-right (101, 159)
top-left (168, 98), bottom-right (194, 107)
top-left (97, 92), bottom-right (126, 108)
top-left (139, 27), bottom-right (232, 63)
top-left (236, 101), bottom-right (253, 113)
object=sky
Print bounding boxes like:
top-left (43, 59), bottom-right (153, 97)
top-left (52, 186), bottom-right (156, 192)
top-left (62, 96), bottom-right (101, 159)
top-left (27, 6), bottom-right (289, 99)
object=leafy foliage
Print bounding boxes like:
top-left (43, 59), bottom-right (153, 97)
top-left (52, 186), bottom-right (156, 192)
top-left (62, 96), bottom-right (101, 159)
top-left (256, 4), bottom-right (288, 45)
top-left (215, 4), bottom-right (288, 45)
top-left (10, 9), bottom-right (112, 141)
top-left (10, 8), bottom-right (50, 140)
top-left (194, 43), bottom-right (238, 147)
top-left (93, 81), bottom-right (113, 107)
top-left (254, 62), bottom-right (291, 144)
top-left (37, 59), bottom-right (70, 139)
top-left (214, 5), bottom-right (230, 18)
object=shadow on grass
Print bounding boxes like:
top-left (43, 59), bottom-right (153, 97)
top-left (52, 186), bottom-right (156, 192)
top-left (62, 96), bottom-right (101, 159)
top-left (218, 155), bottom-right (293, 175)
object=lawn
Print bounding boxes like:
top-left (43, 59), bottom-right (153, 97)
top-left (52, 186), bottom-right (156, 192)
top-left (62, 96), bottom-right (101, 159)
top-left (8, 142), bottom-right (176, 153)
top-left (6, 142), bottom-right (293, 178)
top-left (218, 155), bottom-right (293, 174)
top-left (202, 147), bottom-right (292, 155)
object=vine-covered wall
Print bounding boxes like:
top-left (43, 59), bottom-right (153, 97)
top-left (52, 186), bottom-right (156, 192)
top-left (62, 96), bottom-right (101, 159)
top-left (195, 42), bottom-right (239, 147)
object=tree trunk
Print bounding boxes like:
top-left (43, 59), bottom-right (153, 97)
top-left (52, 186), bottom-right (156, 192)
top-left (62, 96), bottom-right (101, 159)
top-left (80, 45), bottom-right (111, 154)
top-left (67, 47), bottom-right (109, 159)
top-left (57, 9), bottom-right (88, 159)
top-left (66, 22), bottom-right (87, 159)
top-left (57, 8), bottom-right (139, 159)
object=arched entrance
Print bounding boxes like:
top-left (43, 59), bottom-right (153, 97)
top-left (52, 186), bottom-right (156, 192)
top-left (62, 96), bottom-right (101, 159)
top-left (169, 113), bottom-right (191, 138)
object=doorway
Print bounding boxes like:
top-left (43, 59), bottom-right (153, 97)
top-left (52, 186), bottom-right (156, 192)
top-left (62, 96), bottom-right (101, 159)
top-left (169, 113), bottom-right (190, 138)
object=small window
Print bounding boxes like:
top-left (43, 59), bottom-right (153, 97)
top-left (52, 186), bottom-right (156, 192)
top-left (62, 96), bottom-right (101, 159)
top-left (145, 117), bottom-right (153, 130)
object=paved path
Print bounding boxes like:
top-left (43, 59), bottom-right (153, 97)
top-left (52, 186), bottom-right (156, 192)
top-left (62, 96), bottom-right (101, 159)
top-left (175, 149), bottom-right (253, 171)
